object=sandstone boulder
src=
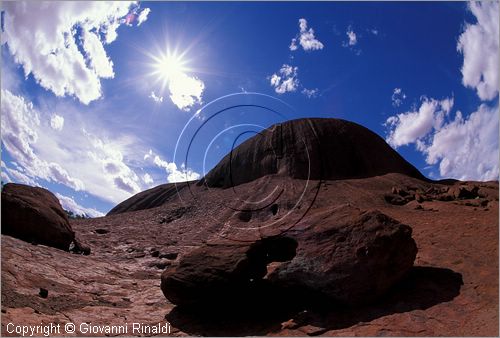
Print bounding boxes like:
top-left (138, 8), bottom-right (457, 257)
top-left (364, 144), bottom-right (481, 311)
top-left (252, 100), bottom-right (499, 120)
top-left (448, 184), bottom-right (480, 200)
top-left (1, 183), bottom-right (75, 251)
top-left (161, 207), bottom-right (417, 307)
top-left (384, 193), bottom-right (408, 205)
top-left (161, 236), bottom-right (298, 307)
top-left (268, 209), bottom-right (417, 305)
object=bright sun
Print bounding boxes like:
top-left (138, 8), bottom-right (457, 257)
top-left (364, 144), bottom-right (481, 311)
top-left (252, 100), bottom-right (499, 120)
top-left (154, 53), bottom-right (187, 83)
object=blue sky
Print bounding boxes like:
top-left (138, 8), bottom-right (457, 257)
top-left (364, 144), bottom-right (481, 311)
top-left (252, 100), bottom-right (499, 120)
top-left (1, 1), bottom-right (498, 216)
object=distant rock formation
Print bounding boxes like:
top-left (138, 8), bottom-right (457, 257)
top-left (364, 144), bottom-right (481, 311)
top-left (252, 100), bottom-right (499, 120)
top-left (201, 118), bottom-right (425, 188)
top-left (161, 207), bottom-right (417, 307)
top-left (109, 118), bottom-right (426, 215)
top-left (107, 182), bottom-right (189, 216)
top-left (1, 183), bottom-right (75, 251)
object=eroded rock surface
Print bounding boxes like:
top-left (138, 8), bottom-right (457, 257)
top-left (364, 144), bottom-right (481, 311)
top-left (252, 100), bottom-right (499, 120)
top-left (202, 118), bottom-right (425, 188)
top-left (269, 209), bottom-right (417, 305)
top-left (161, 208), bottom-right (417, 308)
top-left (161, 236), bottom-right (298, 307)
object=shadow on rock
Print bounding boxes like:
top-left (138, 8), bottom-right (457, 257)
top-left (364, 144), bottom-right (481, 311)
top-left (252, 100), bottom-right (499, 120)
top-left (165, 266), bottom-right (463, 336)
top-left (165, 282), bottom-right (317, 336)
top-left (294, 266), bottom-right (464, 334)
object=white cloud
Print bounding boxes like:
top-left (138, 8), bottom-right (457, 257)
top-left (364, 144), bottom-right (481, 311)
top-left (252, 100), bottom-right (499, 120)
top-left (385, 96), bottom-right (498, 181)
top-left (440, 97), bottom-right (454, 115)
top-left (146, 153), bottom-right (200, 183)
top-left (143, 173), bottom-right (153, 185)
top-left (269, 64), bottom-right (299, 94)
top-left (84, 130), bottom-right (141, 195)
top-left (9, 169), bottom-right (37, 186)
top-left (149, 91), bottom-right (163, 103)
top-left (153, 155), bottom-right (177, 173)
top-left (48, 162), bottom-right (85, 191)
top-left (1, 161), bottom-right (12, 184)
top-left (302, 88), bottom-right (319, 98)
top-left (168, 73), bottom-right (205, 111)
top-left (137, 8), bottom-right (151, 26)
top-left (385, 97), bottom-right (454, 148)
top-left (383, 2), bottom-right (498, 181)
top-left (1, 1), bottom-right (137, 104)
top-left (56, 192), bottom-right (104, 218)
top-left (342, 26), bottom-right (361, 54)
top-left (1, 90), bottom-right (149, 204)
top-left (290, 18), bottom-right (324, 51)
top-left (1, 171), bottom-right (11, 184)
top-left (81, 30), bottom-right (115, 79)
top-left (113, 176), bottom-right (138, 194)
top-left (457, 2), bottom-right (499, 101)
top-left (104, 21), bottom-right (121, 44)
top-left (346, 28), bottom-right (357, 46)
top-left (50, 114), bottom-right (64, 131)
top-left (165, 164), bottom-right (201, 183)
top-left (391, 88), bottom-right (407, 107)
top-left (423, 104), bottom-right (498, 181)
top-left (1, 163), bottom-right (38, 187)
top-left (144, 149), bottom-right (153, 161)
top-left (1, 89), bottom-right (84, 191)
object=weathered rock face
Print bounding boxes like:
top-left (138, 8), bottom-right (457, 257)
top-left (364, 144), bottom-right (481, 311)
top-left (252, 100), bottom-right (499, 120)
top-left (161, 236), bottom-right (298, 307)
top-left (107, 182), bottom-right (189, 215)
top-left (269, 209), bottom-right (418, 305)
top-left (1, 183), bottom-right (74, 251)
top-left (161, 207), bottom-right (417, 307)
top-left (202, 118), bottom-right (425, 188)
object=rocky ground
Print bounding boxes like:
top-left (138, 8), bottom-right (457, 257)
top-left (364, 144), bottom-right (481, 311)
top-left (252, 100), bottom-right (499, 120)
top-left (1, 173), bottom-right (498, 336)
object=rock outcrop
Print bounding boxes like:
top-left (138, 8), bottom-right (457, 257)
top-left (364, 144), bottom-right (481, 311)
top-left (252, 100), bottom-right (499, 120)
top-left (108, 182), bottom-right (189, 215)
top-left (1, 183), bottom-right (75, 251)
top-left (161, 207), bottom-right (417, 307)
top-left (110, 118), bottom-right (426, 214)
top-left (201, 118), bottom-right (425, 188)
top-left (385, 181), bottom-right (499, 206)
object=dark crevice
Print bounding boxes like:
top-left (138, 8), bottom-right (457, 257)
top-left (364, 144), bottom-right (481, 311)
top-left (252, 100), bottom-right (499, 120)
top-left (233, 236), bottom-right (298, 283)
top-left (237, 211), bottom-right (252, 222)
top-left (270, 204), bottom-right (279, 215)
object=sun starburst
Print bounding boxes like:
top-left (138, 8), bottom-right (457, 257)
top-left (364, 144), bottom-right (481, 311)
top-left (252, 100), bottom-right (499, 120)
top-left (150, 50), bottom-right (189, 91)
